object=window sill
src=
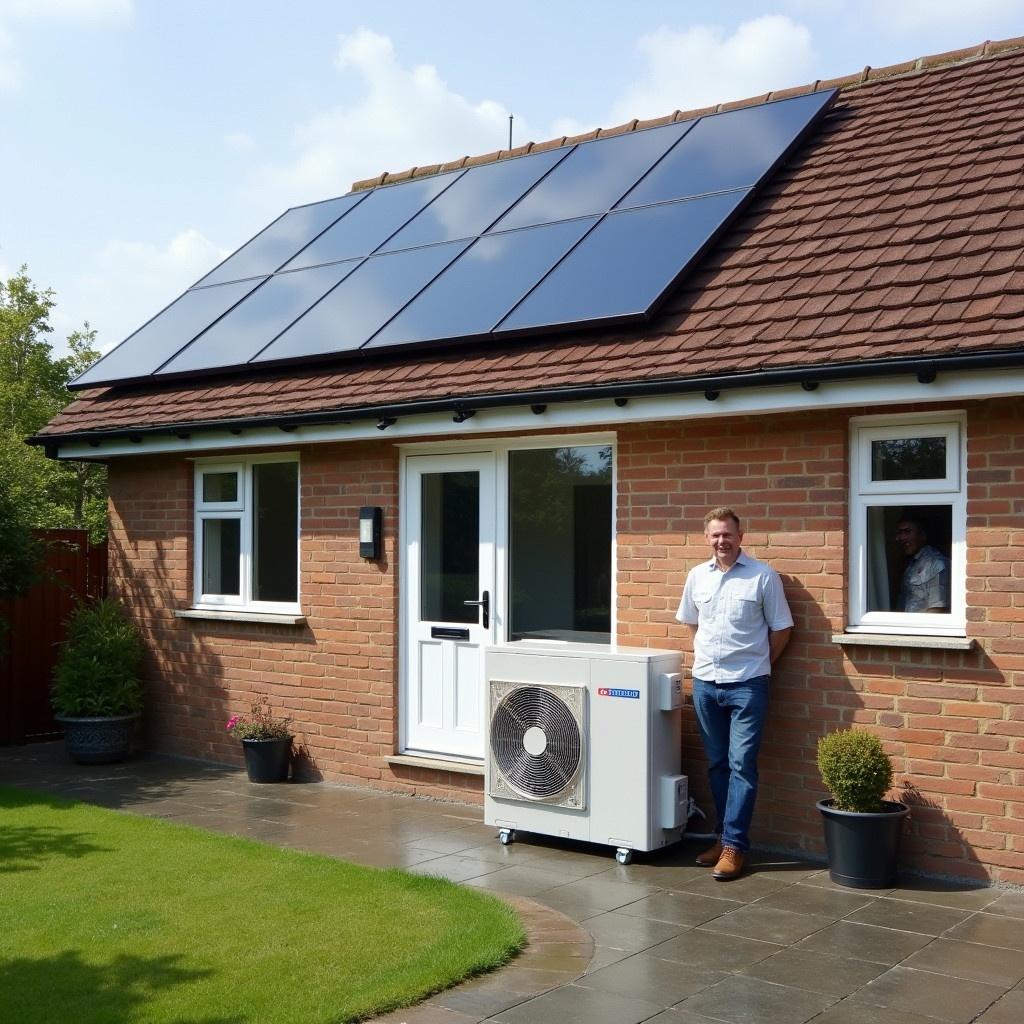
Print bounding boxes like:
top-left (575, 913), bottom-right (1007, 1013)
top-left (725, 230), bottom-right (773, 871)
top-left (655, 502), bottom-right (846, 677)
top-left (385, 754), bottom-right (484, 777)
top-left (832, 633), bottom-right (974, 652)
top-left (175, 608), bottom-right (306, 626)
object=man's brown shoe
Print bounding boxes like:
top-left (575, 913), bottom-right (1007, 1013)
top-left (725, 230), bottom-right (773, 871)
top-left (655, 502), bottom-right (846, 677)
top-left (695, 839), bottom-right (723, 867)
top-left (712, 847), bottom-right (745, 881)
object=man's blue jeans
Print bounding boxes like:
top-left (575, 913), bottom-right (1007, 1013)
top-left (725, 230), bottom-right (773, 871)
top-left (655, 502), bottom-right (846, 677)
top-left (692, 676), bottom-right (770, 854)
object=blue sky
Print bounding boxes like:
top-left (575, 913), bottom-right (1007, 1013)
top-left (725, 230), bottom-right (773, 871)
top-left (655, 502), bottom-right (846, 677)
top-left (2, 0), bottom-right (1022, 357)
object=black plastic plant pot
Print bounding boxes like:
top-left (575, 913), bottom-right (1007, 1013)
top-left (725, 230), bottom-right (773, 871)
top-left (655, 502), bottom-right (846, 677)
top-left (56, 714), bottom-right (140, 765)
top-left (241, 736), bottom-right (293, 783)
top-left (817, 799), bottom-right (910, 889)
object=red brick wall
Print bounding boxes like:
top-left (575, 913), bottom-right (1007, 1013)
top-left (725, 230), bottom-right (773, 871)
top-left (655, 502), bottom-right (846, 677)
top-left (108, 396), bottom-right (1024, 881)
top-left (616, 397), bottom-right (1024, 884)
top-left (107, 442), bottom-right (482, 803)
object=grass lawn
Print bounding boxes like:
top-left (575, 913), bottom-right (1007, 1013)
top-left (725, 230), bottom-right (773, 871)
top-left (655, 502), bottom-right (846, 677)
top-left (0, 785), bottom-right (525, 1023)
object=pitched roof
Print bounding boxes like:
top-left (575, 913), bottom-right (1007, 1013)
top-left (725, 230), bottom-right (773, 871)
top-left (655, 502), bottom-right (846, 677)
top-left (38, 38), bottom-right (1024, 440)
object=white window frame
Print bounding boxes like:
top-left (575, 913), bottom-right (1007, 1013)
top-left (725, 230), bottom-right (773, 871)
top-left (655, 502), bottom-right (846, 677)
top-left (848, 412), bottom-right (966, 636)
top-left (193, 453), bottom-right (301, 613)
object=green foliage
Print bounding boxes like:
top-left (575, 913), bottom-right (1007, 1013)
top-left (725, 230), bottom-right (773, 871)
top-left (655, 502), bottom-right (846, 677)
top-left (817, 728), bottom-right (894, 813)
top-left (225, 696), bottom-right (293, 740)
top-left (0, 268), bottom-right (107, 543)
top-left (51, 599), bottom-right (144, 717)
top-left (0, 485), bottom-right (43, 654)
top-left (0, 486), bottom-right (41, 601)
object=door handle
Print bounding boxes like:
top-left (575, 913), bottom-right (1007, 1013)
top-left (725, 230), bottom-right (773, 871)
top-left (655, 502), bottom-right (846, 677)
top-left (463, 590), bottom-right (489, 628)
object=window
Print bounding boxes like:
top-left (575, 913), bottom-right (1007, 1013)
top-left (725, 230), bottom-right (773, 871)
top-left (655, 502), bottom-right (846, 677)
top-left (194, 456), bottom-right (299, 611)
top-left (849, 415), bottom-right (965, 635)
top-left (508, 444), bottom-right (613, 643)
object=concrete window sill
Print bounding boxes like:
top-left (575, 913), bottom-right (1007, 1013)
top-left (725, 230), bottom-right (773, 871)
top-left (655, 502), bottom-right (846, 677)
top-left (385, 754), bottom-right (484, 777)
top-left (832, 633), bottom-right (974, 652)
top-left (175, 608), bottom-right (306, 626)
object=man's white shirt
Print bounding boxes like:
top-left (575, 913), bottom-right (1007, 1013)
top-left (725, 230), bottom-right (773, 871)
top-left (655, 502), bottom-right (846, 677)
top-left (676, 550), bottom-right (793, 682)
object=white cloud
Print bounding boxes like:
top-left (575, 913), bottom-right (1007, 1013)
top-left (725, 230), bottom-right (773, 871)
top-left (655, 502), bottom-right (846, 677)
top-left (0, 0), bottom-right (129, 92)
top-left (865, 0), bottom-right (1022, 32)
top-left (248, 29), bottom-right (515, 206)
top-left (70, 229), bottom-right (227, 353)
top-left (610, 16), bottom-right (817, 122)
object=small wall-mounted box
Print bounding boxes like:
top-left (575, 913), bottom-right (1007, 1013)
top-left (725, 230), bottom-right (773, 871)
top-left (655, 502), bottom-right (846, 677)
top-left (658, 672), bottom-right (684, 711)
top-left (660, 774), bottom-right (689, 829)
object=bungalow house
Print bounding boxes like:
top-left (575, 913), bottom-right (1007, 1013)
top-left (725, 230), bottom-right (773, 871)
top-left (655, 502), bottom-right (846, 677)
top-left (32, 37), bottom-right (1024, 884)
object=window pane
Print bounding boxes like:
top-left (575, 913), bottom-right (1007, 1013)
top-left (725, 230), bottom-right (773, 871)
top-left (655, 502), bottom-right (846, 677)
top-left (865, 505), bottom-right (952, 613)
top-left (871, 437), bottom-right (946, 481)
top-left (202, 472), bottom-right (238, 503)
top-left (253, 463), bottom-right (298, 603)
top-left (510, 446), bottom-right (612, 642)
top-left (421, 472), bottom-right (479, 623)
top-left (202, 519), bottom-right (240, 596)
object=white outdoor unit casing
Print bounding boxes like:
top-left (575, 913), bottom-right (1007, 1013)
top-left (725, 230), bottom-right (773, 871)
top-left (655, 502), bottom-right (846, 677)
top-left (485, 641), bottom-right (686, 858)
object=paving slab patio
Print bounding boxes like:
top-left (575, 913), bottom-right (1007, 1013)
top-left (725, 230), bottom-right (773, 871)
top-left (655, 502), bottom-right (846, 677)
top-left (2, 743), bottom-right (1022, 1024)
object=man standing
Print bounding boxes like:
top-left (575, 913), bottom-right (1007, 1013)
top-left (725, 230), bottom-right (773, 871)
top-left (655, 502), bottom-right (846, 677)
top-left (895, 515), bottom-right (950, 613)
top-left (676, 508), bottom-right (793, 881)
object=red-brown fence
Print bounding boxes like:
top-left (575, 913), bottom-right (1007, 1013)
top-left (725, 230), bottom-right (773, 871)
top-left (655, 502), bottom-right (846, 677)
top-left (0, 530), bottom-right (108, 744)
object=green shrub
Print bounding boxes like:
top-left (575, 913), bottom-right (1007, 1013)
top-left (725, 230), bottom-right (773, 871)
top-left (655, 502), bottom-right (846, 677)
top-left (817, 728), bottom-right (893, 813)
top-left (51, 599), bottom-right (144, 717)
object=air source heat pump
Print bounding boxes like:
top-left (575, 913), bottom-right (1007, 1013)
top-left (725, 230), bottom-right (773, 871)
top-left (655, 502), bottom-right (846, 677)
top-left (485, 641), bottom-right (687, 864)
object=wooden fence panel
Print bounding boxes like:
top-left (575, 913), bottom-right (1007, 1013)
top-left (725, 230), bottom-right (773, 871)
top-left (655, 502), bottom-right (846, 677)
top-left (0, 530), bottom-right (108, 744)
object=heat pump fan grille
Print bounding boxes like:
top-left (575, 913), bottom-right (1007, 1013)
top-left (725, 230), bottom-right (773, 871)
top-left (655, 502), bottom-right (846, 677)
top-left (491, 685), bottom-right (582, 799)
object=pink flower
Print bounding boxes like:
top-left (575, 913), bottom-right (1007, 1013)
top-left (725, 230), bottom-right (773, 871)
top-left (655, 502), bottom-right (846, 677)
top-left (226, 715), bottom-right (240, 731)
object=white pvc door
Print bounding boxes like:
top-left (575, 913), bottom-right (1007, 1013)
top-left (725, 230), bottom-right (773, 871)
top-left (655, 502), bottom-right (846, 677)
top-left (404, 453), bottom-right (495, 759)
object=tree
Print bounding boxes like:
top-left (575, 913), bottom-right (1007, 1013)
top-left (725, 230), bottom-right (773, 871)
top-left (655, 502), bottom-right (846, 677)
top-left (0, 268), bottom-right (106, 541)
top-left (0, 480), bottom-right (41, 652)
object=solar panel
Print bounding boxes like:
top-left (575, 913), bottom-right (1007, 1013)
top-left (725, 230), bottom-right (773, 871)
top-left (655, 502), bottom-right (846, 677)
top-left (254, 240), bottom-right (471, 364)
top-left (618, 91), bottom-right (834, 209)
top-left (368, 217), bottom-right (600, 348)
top-left (197, 194), bottom-right (365, 287)
top-left (73, 277), bottom-right (266, 388)
top-left (281, 171), bottom-right (462, 271)
top-left (490, 118), bottom-right (695, 233)
top-left (378, 147), bottom-right (569, 252)
top-left (496, 191), bottom-right (750, 334)
top-left (70, 88), bottom-right (837, 389)
top-left (157, 261), bottom-right (362, 375)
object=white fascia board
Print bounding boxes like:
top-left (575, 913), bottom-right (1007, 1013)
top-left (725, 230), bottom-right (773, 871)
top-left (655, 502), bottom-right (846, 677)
top-left (50, 366), bottom-right (1024, 460)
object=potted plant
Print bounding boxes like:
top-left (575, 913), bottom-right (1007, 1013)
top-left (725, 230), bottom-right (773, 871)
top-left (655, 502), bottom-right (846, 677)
top-left (226, 698), bottom-right (294, 783)
top-left (816, 727), bottom-right (910, 889)
top-left (51, 598), bottom-right (144, 764)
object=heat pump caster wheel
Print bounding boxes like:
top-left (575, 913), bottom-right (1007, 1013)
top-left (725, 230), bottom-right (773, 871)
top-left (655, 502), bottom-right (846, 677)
top-left (616, 848), bottom-right (633, 865)
top-left (499, 828), bottom-right (516, 846)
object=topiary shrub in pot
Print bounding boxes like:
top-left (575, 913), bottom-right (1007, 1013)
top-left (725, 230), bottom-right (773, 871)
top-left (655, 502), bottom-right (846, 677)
top-left (51, 598), bottom-right (144, 764)
top-left (817, 727), bottom-right (909, 889)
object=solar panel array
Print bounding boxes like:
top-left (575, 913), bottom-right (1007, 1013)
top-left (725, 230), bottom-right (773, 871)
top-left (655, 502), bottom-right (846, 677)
top-left (72, 89), bottom-right (836, 390)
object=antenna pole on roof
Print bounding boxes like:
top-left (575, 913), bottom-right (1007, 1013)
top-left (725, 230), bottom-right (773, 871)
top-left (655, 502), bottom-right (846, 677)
top-left (508, 114), bottom-right (513, 150)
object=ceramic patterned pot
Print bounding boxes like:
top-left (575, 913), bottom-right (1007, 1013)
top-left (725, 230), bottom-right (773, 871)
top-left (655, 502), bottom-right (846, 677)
top-left (56, 714), bottom-right (140, 765)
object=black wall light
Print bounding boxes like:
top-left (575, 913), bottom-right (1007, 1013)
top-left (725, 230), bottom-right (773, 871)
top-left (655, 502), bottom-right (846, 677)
top-left (359, 506), bottom-right (382, 559)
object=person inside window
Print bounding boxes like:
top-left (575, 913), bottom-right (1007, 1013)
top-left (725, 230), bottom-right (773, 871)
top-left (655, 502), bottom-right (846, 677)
top-left (895, 514), bottom-right (950, 613)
